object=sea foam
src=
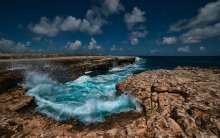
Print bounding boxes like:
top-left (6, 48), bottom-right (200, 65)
top-left (24, 57), bottom-right (144, 125)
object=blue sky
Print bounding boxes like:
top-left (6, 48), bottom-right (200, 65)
top-left (0, 0), bottom-right (220, 56)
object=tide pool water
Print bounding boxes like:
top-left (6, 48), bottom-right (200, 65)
top-left (23, 57), bottom-right (145, 125)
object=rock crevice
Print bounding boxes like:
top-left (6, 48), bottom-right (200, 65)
top-left (116, 67), bottom-right (220, 137)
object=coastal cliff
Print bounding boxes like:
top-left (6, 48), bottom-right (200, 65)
top-left (1, 58), bottom-right (220, 137)
top-left (116, 67), bottom-right (220, 137)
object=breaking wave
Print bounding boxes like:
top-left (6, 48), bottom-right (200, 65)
top-left (23, 57), bottom-right (145, 125)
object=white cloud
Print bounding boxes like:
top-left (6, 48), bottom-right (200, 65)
top-left (29, 0), bottom-right (124, 37)
top-left (28, 13), bottom-right (105, 37)
top-left (15, 41), bottom-right (31, 51)
top-left (101, 0), bottom-right (124, 16)
top-left (65, 40), bottom-right (82, 50)
top-left (130, 38), bottom-right (139, 45)
top-left (82, 7), bottom-right (107, 35)
top-left (59, 16), bottom-right (82, 32)
top-left (0, 38), bottom-right (14, 50)
top-left (130, 30), bottom-right (148, 38)
top-left (169, 0), bottom-right (220, 44)
top-left (187, 0), bottom-right (220, 28)
top-left (129, 30), bottom-right (148, 45)
top-left (29, 17), bottom-right (61, 37)
top-left (0, 38), bottom-right (30, 52)
top-left (110, 45), bottom-right (123, 51)
top-left (180, 22), bottom-right (220, 44)
top-left (124, 7), bottom-right (146, 29)
top-left (199, 46), bottom-right (206, 51)
top-left (170, 1), bottom-right (220, 32)
top-left (80, 19), bottom-right (103, 35)
top-left (88, 38), bottom-right (102, 50)
top-left (29, 16), bottom-right (105, 37)
top-left (161, 36), bottom-right (177, 45)
top-left (178, 46), bottom-right (190, 53)
top-left (169, 20), bottom-right (188, 32)
top-left (124, 7), bottom-right (147, 45)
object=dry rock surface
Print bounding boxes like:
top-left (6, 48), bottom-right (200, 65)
top-left (0, 67), bottom-right (220, 137)
top-left (117, 67), bottom-right (220, 137)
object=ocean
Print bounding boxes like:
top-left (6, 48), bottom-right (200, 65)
top-left (141, 56), bottom-right (220, 69)
top-left (23, 56), bottom-right (220, 125)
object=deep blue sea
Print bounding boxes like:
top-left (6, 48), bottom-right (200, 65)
top-left (22, 56), bottom-right (220, 125)
top-left (141, 56), bottom-right (220, 69)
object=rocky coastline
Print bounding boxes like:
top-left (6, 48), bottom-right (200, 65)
top-left (116, 67), bottom-right (220, 137)
top-left (0, 56), bottom-right (220, 137)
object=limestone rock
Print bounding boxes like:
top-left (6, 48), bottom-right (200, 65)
top-left (1, 67), bottom-right (220, 137)
top-left (117, 67), bottom-right (220, 137)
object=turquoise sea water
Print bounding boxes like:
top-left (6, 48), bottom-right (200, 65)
top-left (23, 56), bottom-right (220, 125)
top-left (24, 57), bottom-right (145, 125)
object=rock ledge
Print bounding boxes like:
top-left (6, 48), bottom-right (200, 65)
top-left (1, 67), bottom-right (220, 137)
top-left (116, 67), bottom-right (220, 137)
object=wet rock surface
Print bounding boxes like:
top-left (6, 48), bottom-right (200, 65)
top-left (1, 66), bottom-right (220, 137)
top-left (117, 67), bottom-right (220, 137)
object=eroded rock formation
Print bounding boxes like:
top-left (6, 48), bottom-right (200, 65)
top-left (0, 66), bottom-right (220, 137)
top-left (116, 67), bottom-right (220, 137)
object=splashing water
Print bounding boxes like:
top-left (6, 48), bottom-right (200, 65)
top-left (24, 57), bottom-right (145, 125)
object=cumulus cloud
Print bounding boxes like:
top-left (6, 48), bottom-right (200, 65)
top-left (124, 7), bottom-right (146, 30)
top-left (178, 46), bottom-right (190, 53)
top-left (28, 16), bottom-right (104, 36)
top-left (82, 8), bottom-right (106, 35)
top-left (110, 45), bottom-right (123, 51)
top-left (187, 0), bottom-right (220, 28)
top-left (199, 46), bottom-right (206, 51)
top-left (29, 17), bottom-right (60, 37)
top-left (0, 38), bottom-right (14, 50)
top-left (169, 0), bottom-right (220, 44)
top-left (15, 41), bottom-right (31, 51)
top-left (180, 22), bottom-right (220, 44)
top-left (124, 7), bottom-right (147, 45)
top-left (29, 0), bottom-right (124, 37)
top-left (65, 40), bottom-right (82, 50)
top-left (161, 36), bottom-right (177, 45)
top-left (130, 38), bottom-right (139, 45)
top-left (0, 38), bottom-right (30, 52)
top-left (88, 38), bottom-right (102, 50)
top-left (169, 20), bottom-right (188, 32)
top-left (129, 30), bottom-right (148, 45)
top-left (59, 16), bottom-right (82, 31)
top-left (130, 30), bottom-right (148, 38)
top-left (101, 0), bottom-right (124, 16)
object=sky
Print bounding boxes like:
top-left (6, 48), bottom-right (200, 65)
top-left (0, 0), bottom-right (220, 56)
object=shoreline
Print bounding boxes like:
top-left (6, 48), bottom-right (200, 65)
top-left (0, 56), bottom-right (220, 137)
top-left (116, 67), bottom-right (220, 137)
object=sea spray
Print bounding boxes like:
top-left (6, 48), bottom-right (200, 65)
top-left (23, 57), bottom-right (145, 125)
top-left (7, 61), bottom-right (68, 82)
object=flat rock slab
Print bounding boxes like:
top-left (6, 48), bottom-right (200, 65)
top-left (117, 67), bottom-right (220, 137)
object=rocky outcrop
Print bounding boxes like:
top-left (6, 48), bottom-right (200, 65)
top-left (0, 56), bottom-right (135, 82)
top-left (1, 62), bottom-right (220, 137)
top-left (116, 67), bottom-right (220, 137)
top-left (57, 56), bottom-right (135, 80)
top-left (0, 56), bottom-right (137, 138)
top-left (0, 70), bottom-right (23, 93)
